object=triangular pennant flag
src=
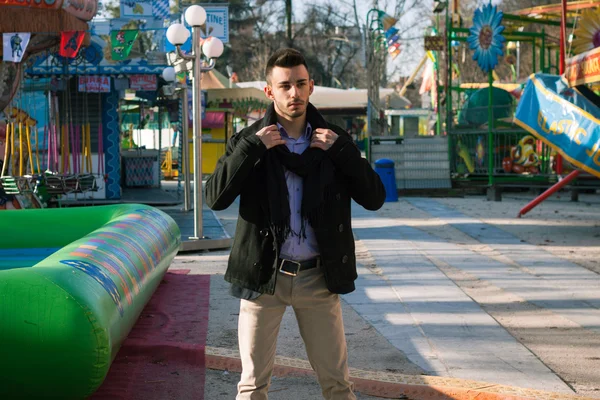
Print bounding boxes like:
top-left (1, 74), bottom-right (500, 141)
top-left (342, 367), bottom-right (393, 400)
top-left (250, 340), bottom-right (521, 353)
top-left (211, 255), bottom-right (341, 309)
top-left (176, 71), bottom-right (187, 85)
top-left (387, 34), bottom-right (399, 47)
top-left (384, 27), bottom-right (399, 40)
top-left (381, 13), bottom-right (398, 32)
top-left (389, 44), bottom-right (401, 60)
top-left (110, 30), bottom-right (139, 61)
top-left (3, 33), bottom-right (31, 62)
top-left (59, 31), bottom-right (85, 58)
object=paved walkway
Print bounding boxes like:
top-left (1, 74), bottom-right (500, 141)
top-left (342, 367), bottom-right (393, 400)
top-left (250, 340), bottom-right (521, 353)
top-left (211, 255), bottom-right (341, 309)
top-left (350, 200), bottom-right (577, 392)
top-left (168, 194), bottom-right (600, 398)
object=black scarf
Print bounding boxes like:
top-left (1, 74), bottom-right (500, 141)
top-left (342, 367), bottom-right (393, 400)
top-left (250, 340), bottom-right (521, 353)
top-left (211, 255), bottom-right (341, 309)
top-left (262, 103), bottom-right (335, 244)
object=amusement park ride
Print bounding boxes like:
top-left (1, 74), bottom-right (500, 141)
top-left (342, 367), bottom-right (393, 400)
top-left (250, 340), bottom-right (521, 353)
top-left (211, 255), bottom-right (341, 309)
top-left (432, 0), bottom-right (600, 215)
top-left (1, 1), bottom-right (599, 213)
top-left (0, 0), bottom-right (99, 209)
top-left (364, 0), bottom-right (600, 213)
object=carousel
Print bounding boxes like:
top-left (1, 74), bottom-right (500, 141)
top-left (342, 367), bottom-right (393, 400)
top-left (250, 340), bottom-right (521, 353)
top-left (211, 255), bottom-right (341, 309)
top-left (0, 0), bottom-right (97, 208)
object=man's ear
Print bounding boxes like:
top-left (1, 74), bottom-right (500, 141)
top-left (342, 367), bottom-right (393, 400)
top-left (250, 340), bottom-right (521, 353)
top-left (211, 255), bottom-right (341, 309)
top-left (264, 85), bottom-right (274, 100)
top-left (309, 79), bottom-right (314, 95)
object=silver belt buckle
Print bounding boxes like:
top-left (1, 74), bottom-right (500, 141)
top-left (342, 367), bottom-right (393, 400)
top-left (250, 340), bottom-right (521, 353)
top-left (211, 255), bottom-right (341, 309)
top-left (279, 259), bottom-right (301, 276)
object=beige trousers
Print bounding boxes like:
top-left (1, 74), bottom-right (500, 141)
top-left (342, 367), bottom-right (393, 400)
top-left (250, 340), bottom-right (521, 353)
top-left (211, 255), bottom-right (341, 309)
top-left (236, 267), bottom-right (356, 400)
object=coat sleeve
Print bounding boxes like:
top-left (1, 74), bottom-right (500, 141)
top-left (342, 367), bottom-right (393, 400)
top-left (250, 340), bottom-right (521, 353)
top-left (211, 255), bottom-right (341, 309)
top-left (326, 128), bottom-right (386, 211)
top-left (205, 130), bottom-right (266, 211)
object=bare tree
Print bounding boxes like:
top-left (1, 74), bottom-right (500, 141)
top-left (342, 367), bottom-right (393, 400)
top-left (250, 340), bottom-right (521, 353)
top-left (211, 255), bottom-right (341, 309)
top-left (226, 0), bottom-right (286, 81)
top-left (294, 2), bottom-right (365, 87)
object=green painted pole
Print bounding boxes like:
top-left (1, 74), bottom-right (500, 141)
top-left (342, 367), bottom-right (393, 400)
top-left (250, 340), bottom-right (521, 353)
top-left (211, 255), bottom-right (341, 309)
top-left (541, 29), bottom-right (546, 72)
top-left (532, 39), bottom-right (536, 73)
top-left (488, 70), bottom-right (494, 187)
top-left (445, 3), bottom-right (451, 136)
top-left (502, 13), bottom-right (571, 28)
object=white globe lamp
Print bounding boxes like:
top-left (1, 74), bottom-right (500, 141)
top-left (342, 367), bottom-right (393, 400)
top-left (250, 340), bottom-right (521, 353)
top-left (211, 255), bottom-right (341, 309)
top-left (162, 67), bottom-right (176, 82)
top-left (202, 37), bottom-right (224, 59)
top-left (166, 23), bottom-right (190, 46)
top-left (185, 5), bottom-right (207, 27)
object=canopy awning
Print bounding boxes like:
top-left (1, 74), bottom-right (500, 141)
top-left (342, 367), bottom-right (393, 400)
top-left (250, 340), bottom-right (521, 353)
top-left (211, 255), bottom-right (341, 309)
top-left (515, 1), bottom-right (599, 19)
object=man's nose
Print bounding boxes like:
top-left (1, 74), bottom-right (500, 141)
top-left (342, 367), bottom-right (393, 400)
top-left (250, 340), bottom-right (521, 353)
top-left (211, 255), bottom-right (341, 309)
top-left (289, 85), bottom-right (298, 96)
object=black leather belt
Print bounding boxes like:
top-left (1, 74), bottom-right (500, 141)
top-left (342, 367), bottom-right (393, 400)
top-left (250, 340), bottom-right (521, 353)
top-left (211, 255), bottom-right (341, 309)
top-left (278, 258), bottom-right (319, 276)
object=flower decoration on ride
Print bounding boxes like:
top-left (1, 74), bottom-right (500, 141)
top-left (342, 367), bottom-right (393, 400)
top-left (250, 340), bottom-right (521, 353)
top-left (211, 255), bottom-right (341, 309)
top-left (467, 4), bottom-right (505, 72)
top-left (572, 8), bottom-right (600, 55)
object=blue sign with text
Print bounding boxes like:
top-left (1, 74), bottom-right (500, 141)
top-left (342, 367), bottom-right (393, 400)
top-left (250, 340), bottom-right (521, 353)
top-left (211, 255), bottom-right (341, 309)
top-left (515, 73), bottom-right (600, 178)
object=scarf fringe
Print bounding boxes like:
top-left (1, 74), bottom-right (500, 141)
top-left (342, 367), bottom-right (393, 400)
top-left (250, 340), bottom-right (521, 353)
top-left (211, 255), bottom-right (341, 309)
top-left (271, 222), bottom-right (293, 247)
top-left (299, 183), bottom-right (334, 239)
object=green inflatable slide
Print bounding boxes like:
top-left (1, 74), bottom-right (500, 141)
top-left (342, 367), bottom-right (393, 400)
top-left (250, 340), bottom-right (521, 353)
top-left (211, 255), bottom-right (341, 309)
top-left (0, 204), bottom-right (181, 399)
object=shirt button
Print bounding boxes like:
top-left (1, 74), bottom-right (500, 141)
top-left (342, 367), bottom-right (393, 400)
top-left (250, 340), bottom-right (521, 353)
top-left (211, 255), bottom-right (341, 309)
top-left (259, 229), bottom-right (269, 237)
top-left (338, 224), bottom-right (344, 232)
top-left (341, 255), bottom-right (348, 263)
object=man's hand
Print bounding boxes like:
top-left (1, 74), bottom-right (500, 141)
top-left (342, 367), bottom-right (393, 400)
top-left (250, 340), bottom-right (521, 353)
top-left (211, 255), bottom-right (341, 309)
top-left (310, 128), bottom-right (338, 151)
top-left (256, 125), bottom-right (286, 150)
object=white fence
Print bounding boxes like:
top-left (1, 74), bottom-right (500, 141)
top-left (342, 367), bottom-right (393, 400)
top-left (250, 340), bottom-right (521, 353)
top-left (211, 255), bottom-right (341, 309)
top-left (370, 136), bottom-right (451, 189)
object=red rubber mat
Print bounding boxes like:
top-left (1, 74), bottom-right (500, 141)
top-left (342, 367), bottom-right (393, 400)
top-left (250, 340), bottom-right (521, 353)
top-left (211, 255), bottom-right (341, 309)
top-left (91, 270), bottom-right (209, 400)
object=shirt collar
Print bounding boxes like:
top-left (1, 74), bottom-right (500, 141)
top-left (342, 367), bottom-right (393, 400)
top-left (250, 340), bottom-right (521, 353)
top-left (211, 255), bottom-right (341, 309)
top-left (277, 122), bottom-right (313, 142)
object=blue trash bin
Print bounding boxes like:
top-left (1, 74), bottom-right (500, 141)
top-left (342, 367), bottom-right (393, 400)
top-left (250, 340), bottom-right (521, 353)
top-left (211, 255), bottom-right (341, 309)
top-left (374, 158), bottom-right (398, 202)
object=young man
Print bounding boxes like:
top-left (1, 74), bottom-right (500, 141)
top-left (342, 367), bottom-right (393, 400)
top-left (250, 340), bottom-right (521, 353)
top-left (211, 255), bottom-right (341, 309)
top-left (206, 48), bottom-right (386, 400)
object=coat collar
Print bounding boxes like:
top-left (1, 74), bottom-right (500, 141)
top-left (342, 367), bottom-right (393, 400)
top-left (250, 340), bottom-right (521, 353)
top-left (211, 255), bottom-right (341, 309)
top-left (261, 102), bottom-right (328, 131)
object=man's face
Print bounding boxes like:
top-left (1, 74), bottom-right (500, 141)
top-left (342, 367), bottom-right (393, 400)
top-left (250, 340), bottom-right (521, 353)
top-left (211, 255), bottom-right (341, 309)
top-left (264, 65), bottom-right (314, 120)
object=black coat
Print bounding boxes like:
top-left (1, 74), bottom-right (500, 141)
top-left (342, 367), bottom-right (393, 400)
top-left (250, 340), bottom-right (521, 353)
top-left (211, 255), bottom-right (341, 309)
top-left (205, 103), bottom-right (386, 295)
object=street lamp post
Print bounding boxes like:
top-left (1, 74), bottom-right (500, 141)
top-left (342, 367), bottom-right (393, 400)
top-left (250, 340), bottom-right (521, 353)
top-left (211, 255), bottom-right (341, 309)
top-left (166, 5), bottom-right (224, 240)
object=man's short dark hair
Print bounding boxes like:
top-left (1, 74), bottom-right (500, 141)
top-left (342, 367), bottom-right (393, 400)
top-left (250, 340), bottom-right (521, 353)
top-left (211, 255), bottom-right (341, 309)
top-left (265, 48), bottom-right (309, 83)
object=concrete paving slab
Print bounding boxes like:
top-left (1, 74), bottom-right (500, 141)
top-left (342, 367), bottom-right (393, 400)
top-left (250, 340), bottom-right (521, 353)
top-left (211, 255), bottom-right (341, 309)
top-left (392, 213), bottom-right (600, 336)
top-left (350, 204), bottom-right (573, 393)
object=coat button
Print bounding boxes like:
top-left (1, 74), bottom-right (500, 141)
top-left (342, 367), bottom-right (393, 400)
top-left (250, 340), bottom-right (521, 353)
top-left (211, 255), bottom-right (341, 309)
top-left (260, 229), bottom-right (269, 237)
top-left (338, 224), bottom-right (344, 232)
top-left (341, 255), bottom-right (348, 263)
top-left (335, 193), bottom-right (341, 200)
top-left (253, 262), bottom-right (260, 267)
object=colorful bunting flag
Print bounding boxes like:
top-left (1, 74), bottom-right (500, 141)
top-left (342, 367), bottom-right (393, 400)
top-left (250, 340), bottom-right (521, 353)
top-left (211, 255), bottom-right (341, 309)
top-left (384, 27), bottom-right (399, 40)
top-left (176, 71), bottom-right (187, 85)
top-left (3, 33), bottom-right (31, 63)
top-left (388, 43), bottom-right (401, 60)
top-left (59, 31), bottom-right (85, 58)
top-left (380, 13), bottom-right (398, 32)
top-left (387, 34), bottom-right (399, 47)
top-left (110, 29), bottom-right (139, 61)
